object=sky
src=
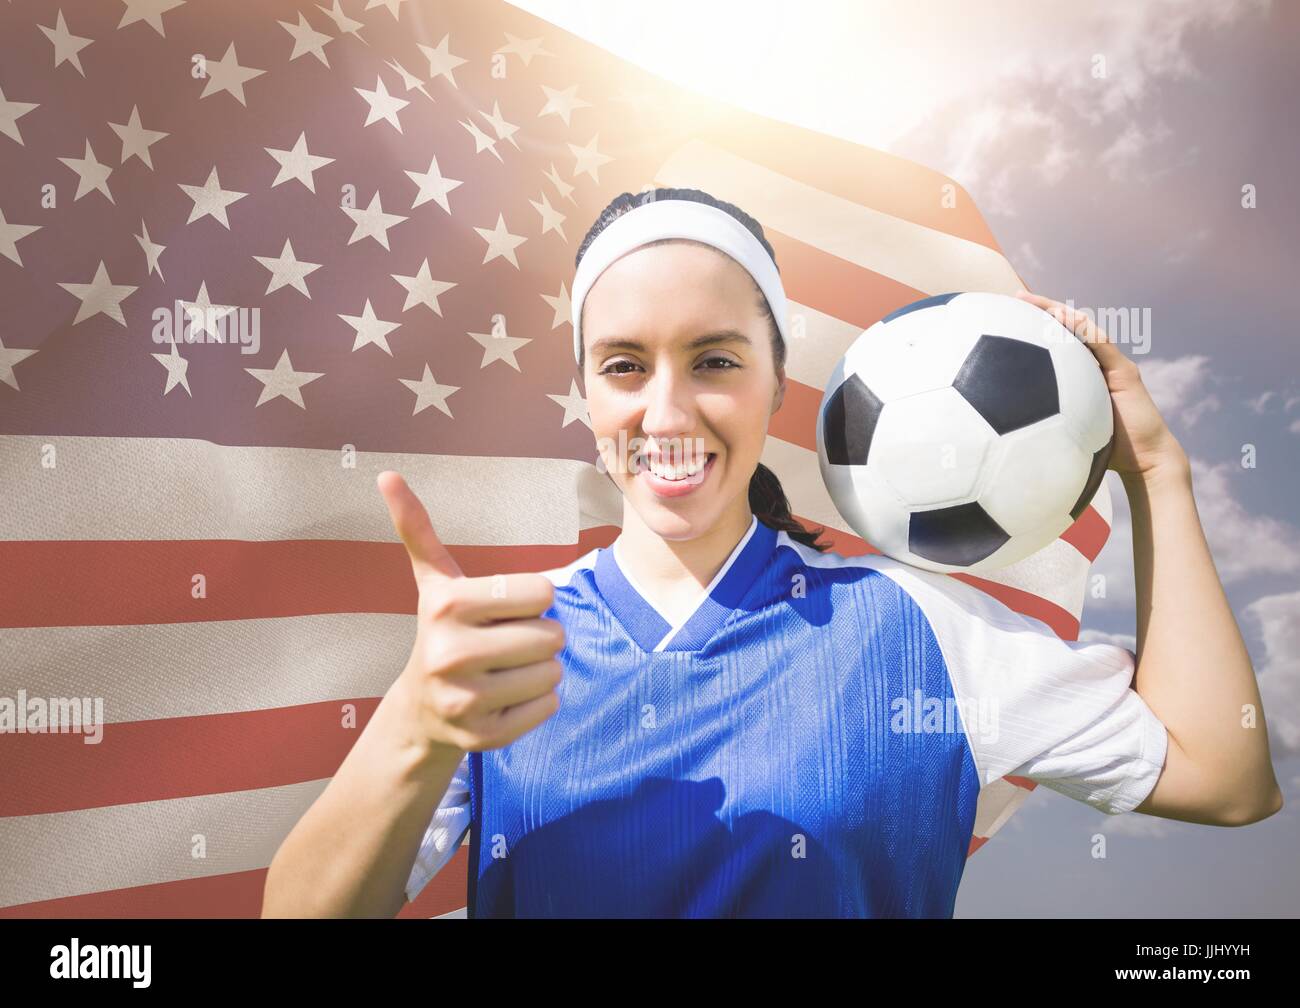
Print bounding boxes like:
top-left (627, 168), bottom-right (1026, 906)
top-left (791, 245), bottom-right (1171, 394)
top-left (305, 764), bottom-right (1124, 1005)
top-left (509, 0), bottom-right (1299, 917)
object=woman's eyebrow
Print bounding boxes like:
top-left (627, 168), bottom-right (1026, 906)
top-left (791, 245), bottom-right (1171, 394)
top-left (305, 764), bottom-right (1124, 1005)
top-left (589, 330), bottom-right (753, 355)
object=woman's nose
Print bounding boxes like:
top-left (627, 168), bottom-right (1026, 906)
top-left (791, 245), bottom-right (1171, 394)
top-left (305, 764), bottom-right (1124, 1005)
top-left (640, 367), bottom-right (694, 439)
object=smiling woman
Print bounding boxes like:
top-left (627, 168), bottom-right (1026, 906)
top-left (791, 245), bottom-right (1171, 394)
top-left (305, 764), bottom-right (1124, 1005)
top-left (575, 187), bottom-right (832, 559)
top-left (265, 184), bottom-right (1278, 921)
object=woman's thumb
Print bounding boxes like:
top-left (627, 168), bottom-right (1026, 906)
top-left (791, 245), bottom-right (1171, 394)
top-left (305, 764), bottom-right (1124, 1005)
top-left (377, 470), bottom-right (464, 582)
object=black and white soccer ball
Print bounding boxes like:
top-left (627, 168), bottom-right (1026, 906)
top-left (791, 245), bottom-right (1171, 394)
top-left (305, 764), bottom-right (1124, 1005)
top-left (816, 291), bottom-right (1114, 573)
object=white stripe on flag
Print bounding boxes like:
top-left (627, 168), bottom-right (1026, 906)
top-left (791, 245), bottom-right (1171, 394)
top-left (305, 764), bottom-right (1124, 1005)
top-left (0, 433), bottom-right (1105, 620)
top-left (0, 779), bottom-right (329, 907)
top-left (655, 138), bottom-right (1025, 294)
top-left (0, 435), bottom-right (622, 543)
top-left (1, 614), bottom-right (413, 722)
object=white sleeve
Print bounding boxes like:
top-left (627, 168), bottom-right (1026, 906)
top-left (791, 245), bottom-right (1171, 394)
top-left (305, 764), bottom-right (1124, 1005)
top-left (404, 752), bottom-right (472, 903)
top-left (867, 557), bottom-right (1169, 816)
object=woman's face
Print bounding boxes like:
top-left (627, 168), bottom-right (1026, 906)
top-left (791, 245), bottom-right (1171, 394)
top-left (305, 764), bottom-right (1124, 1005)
top-left (582, 240), bottom-right (786, 541)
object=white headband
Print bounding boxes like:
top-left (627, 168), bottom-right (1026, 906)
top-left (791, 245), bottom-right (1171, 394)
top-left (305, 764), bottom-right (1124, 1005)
top-left (571, 198), bottom-right (790, 364)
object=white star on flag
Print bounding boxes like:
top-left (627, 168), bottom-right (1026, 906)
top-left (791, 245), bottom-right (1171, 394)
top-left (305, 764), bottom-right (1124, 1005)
top-left (198, 42), bottom-right (266, 106)
top-left (404, 154), bottom-right (462, 212)
top-left (58, 140), bottom-right (114, 203)
top-left (495, 33), bottom-right (552, 67)
top-left (391, 260), bottom-right (457, 314)
top-left (254, 239), bottom-right (322, 297)
top-left (279, 12), bottom-right (334, 66)
top-left (0, 85), bottom-right (39, 144)
top-left (418, 34), bottom-right (468, 85)
top-left (399, 364), bottom-right (460, 417)
top-left (245, 349), bottom-right (324, 408)
top-left (0, 206), bottom-right (42, 266)
top-left (178, 166), bottom-right (248, 228)
top-left (355, 75), bottom-right (410, 132)
top-left (530, 192), bottom-right (567, 241)
top-left (316, 0), bottom-right (367, 44)
top-left (342, 191), bottom-right (407, 249)
top-left (383, 58), bottom-right (432, 101)
top-left (538, 84), bottom-right (592, 127)
top-left (339, 299), bottom-right (401, 354)
top-left (0, 337), bottom-right (38, 391)
top-left (109, 105), bottom-right (170, 169)
top-left (40, 10), bottom-right (93, 76)
top-left (150, 340), bottom-right (191, 396)
top-left (135, 218), bottom-right (166, 280)
top-left (265, 131), bottom-right (335, 192)
top-left (569, 133), bottom-right (614, 182)
top-left (179, 282), bottom-right (238, 340)
top-left (547, 379), bottom-right (591, 429)
top-left (468, 326), bottom-right (531, 370)
top-left (540, 282), bottom-right (573, 329)
top-left (478, 101), bottom-right (521, 149)
top-left (58, 261), bottom-right (138, 326)
top-left (117, 0), bottom-right (187, 38)
top-left (474, 213), bottom-right (527, 267)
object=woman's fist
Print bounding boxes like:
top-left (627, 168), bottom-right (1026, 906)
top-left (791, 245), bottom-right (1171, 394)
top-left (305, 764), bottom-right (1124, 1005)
top-left (377, 471), bottom-right (564, 754)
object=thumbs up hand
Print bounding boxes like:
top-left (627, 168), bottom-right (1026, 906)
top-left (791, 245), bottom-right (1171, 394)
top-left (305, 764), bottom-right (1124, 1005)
top-left (378, 471), bottom-right (565, 756)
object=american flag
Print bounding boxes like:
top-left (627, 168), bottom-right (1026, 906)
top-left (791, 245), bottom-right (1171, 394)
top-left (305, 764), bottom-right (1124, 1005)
top-left (0, 0), bottom-right (1115, 918)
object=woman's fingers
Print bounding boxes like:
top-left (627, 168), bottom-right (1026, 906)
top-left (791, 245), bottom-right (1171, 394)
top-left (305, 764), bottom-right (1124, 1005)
top-left (377, 470), bottom-right (465, 584)
top-left (1014, 288), bottom-right (1132, 372)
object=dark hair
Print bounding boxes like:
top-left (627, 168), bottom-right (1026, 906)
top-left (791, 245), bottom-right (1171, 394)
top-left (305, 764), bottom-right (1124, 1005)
top-left (575, 187), bottom-right (831, 552)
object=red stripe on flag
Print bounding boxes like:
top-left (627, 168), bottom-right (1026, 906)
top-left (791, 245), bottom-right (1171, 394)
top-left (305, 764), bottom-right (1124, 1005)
top-left (766, 230), bottom-right (929, 335)
top-left (0, 528), bottom-right (619, 628)
top-left (0, 850), bottom-right (469, 919)
top-left (1060, 503), bottom-right (1111, 562)
top-left (0, 699), bottom-right (382, 815)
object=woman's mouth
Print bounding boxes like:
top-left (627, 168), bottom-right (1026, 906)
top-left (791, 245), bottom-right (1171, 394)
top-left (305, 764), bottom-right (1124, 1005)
top-left (636, 452), bottom-right (717, 498)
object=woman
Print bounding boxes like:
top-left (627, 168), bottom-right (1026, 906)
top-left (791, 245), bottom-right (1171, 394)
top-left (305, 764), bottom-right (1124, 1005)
top-left (263, 187), bottom-right (1282, 918)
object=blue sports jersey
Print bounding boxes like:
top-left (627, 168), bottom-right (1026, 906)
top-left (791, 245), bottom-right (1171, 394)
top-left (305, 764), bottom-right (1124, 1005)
top-left (405, 515), bottom-right (1168, 918)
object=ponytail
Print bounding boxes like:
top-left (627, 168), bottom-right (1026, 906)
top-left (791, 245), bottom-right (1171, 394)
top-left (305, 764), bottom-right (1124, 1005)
top-left (748, 463), bottom-right (832, 552)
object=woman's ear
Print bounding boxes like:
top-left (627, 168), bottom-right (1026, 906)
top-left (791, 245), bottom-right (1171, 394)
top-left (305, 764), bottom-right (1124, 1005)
top-left (772, 369), bottom-right (786, 414)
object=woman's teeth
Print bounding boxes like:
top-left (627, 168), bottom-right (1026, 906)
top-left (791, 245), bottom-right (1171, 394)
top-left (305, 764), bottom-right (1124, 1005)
top-left (642, 453), bottom-right (713, 480)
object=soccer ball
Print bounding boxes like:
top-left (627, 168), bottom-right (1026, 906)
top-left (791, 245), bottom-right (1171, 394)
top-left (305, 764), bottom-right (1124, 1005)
top-left (816, 291), bottom-right (1114, 573)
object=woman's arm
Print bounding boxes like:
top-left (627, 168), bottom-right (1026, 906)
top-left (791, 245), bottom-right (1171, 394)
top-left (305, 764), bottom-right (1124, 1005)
top-left (1016, 290), bottom-right (1282, 826)
top-left (262, 672), bottom-right (465, 918)
top-left (1122, 452), bottom-right (1281, 824)
top-left (262, 471), bottom-right (566, 916)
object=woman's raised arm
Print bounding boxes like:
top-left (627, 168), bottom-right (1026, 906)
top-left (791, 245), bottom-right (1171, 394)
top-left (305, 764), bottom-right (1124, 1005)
top-left (1015, 290), bottom-right (1282, 826)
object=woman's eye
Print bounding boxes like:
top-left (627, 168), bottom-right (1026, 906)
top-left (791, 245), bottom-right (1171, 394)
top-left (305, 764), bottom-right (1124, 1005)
top-left (598, 360), bottom-right (640, 375)
top-left (597, 357), bottom-right (739, 376)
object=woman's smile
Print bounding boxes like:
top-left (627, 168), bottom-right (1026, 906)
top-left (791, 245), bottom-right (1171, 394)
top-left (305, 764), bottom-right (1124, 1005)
top-left (637, 451), bottom-right (717, 497)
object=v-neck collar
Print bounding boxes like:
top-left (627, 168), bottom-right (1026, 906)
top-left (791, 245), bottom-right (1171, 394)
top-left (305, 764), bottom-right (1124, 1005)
top-left (594, 514), bottom-right (776, 653)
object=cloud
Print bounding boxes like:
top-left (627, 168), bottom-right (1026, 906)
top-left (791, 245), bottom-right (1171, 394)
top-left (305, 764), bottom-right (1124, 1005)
top-left (1086, 456), bottom-right (1300, 612)
top-left (1162, 226), bottom-right (1212, 266)
top-left (1187, 460), bottom-right (1300, 581)
top-left (1140, 355), bottom-right (1221, 428)
top-left (1015, 240), bottom-right (1045, 275)
top-left (1101, 811), bottom-right (1175, 838)
top-left (1242, 590), bottom-right (1300, 756)
top-left (1086, 472), bottom-right (1137, 611)
top-left (1099, 119), bottom-right (1177, 183)
top-left (1079, 628), bottom-right (1138, 651)
top-left (1246, 390), bottom-right (1276, 413)
top-left (885, 0), bottom-right (1272, 210)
